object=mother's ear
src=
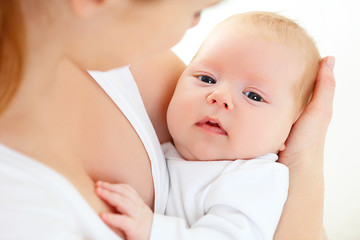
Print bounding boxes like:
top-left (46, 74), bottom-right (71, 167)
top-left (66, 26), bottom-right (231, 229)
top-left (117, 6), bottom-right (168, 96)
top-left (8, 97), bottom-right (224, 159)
top-left (69, 0), bottom-right (106, 18)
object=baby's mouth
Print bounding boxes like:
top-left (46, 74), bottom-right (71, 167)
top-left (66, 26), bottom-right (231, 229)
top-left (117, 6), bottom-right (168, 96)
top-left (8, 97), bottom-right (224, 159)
top-left (195, 117), bottom-right (227, 135)
top-left (206, 121), bottom-right (220, 128)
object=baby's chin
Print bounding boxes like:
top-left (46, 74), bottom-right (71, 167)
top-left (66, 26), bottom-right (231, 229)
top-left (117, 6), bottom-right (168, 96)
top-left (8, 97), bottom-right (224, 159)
top-left (175, 146), bottom-right (209, 162)
top-left (176, 146), bottom-right (235, 162)
top-left (181, 149), bottom-right (277, 161)
top-left (175, 141), bottom-right (276, 161)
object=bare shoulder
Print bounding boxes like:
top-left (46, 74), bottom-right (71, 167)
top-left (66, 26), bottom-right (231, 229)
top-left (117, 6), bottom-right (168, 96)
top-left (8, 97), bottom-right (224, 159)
top-left (130, 51), bottom-right (186, 143)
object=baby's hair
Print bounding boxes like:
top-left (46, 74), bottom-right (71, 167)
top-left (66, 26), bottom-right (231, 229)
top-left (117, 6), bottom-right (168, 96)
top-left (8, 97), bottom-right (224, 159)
top-left (225, 11), bottom-right (321, 112)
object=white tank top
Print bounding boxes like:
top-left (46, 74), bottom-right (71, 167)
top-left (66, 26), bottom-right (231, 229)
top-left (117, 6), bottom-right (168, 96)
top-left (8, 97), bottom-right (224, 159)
top-left (89, 66), bottom-right (169, 214)
top-left (0, 67), bottom-right (168, 239)
top-left (0, 142), bottom-right (122, 240)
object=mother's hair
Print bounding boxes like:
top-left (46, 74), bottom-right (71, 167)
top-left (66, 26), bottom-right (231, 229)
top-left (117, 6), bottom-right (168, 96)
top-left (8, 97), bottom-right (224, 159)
top-left (0, 0), bottom-right (25, 114)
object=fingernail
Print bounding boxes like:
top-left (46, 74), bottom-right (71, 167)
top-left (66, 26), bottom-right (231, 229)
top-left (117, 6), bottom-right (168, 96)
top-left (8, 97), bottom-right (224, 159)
top-left (96, 187), bottom-right (107, 196)
top-left (326, 56), bottom-right (335, 70)
top-left (95, 188), bottom-right (101, 195)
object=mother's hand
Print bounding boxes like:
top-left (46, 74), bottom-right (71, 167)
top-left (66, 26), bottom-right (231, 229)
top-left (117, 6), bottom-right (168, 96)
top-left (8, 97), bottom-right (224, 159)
top-left (275, 57), bottom-right (335, 240)
top-left (278, 56), bottom-right (336, 168)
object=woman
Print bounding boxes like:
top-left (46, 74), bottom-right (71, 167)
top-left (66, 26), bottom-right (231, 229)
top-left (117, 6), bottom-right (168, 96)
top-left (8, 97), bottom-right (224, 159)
top-left (0, 0), bottom-right (334, 239)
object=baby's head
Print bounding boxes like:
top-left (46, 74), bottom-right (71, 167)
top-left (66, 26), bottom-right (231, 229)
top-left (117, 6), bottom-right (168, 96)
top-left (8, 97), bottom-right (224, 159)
top-left (167, 11), bottom-right (321, 161)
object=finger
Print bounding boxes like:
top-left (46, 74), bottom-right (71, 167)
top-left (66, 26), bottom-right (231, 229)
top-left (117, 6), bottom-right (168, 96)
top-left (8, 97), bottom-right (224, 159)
top-left (306, 56), bottom-right (336, 122)
top-left (100, 212), bottom-right (134, 233)
top-left (95, 187), bottom-right (135, 216)
top-left (96, 182), bottom-right (140, 204)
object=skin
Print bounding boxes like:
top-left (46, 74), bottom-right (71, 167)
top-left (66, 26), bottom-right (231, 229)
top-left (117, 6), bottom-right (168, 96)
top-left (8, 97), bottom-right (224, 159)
top-left (136, 52), bottom-right (334, 240)
top-left (167, 26), bottom-right (303, 161)
top-left (0, 0), bottom-right (221, 238)
top-left (0, 0), bottom-right (334, 239)
top-left (274, 56), bottom-right (335, 240)
top-left (97, 57), bottom-right (334, 240)
top-left (95, 21), bottom-right (335, 240)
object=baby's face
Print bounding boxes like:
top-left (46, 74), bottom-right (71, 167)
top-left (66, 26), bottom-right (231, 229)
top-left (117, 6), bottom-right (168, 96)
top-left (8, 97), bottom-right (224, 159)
top-left (167, 25), bottom-right (304, 161)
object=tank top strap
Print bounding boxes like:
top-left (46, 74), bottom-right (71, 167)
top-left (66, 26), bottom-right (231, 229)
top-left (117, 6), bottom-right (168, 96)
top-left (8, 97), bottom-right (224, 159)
top-left (89, 67), bottom-right (168, 213)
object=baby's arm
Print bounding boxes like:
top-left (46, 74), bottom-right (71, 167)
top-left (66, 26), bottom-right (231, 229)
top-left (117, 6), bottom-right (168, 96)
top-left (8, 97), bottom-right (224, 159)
top-left (96, 181), bottom-right (234, 240)
top-left (95, 182), bottom-right (234, 240)
top-left (96, 161), bottom-right (288, 240)
top-left (95, 181), bottom-right (153, 240)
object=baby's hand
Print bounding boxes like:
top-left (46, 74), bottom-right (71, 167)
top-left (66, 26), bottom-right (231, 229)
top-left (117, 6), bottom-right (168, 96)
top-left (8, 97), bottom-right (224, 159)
top-left (95, 181), bottom-right (153, 240)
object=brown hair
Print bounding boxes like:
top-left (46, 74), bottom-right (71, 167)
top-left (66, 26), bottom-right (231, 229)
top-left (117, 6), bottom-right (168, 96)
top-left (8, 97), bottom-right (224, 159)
top-left (0, 0), bottom-right (25, 115)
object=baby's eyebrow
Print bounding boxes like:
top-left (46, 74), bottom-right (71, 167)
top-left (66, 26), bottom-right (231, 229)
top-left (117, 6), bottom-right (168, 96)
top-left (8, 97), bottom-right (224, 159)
top-left (240, 76), bottom-right (273, 99)
top-left (190, 60), bottom-right (215, 69)
top-left (196, 61), bottom-right (230, 78)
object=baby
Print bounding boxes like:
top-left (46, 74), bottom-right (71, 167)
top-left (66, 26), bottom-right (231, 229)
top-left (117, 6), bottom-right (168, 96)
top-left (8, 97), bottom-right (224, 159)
top-left (96, 11), bottom-right (320, 240)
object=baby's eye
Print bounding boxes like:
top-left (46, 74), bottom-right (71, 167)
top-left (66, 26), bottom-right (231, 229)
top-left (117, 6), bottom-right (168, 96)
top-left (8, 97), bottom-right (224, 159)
top-left (198, 75), bottom-right (216, 84)
top-left (243, 91), bottom-right (264, 102)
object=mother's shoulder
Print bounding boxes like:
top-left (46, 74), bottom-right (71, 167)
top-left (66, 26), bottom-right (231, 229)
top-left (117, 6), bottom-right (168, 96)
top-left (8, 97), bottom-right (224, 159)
top-left (130, 51), bottom-right (186, 143)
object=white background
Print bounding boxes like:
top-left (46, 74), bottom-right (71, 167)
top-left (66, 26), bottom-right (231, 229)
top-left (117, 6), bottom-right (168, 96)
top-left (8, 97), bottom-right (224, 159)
top-left (173, 0), bottom-right (360, 239)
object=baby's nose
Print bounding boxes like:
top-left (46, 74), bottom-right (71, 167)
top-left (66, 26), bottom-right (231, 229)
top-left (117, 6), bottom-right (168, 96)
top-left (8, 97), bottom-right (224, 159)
top-left (207, 90), bottom-right (233, 110)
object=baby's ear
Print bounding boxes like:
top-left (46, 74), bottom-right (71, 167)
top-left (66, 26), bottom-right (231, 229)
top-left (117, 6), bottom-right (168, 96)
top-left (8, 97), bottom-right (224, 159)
top-left (279, 143), bottom-right (286, 152)
top-left (69, 0), bottom-right (105, 18)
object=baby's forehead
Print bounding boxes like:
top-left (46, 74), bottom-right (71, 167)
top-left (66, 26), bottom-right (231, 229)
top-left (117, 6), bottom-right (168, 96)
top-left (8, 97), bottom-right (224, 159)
top-left (197, 12), bottom-right (319, 110)
top-left (211, 12), bottom-right (311, 47)
top-left (191, 51), bottom-right (305, 93)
